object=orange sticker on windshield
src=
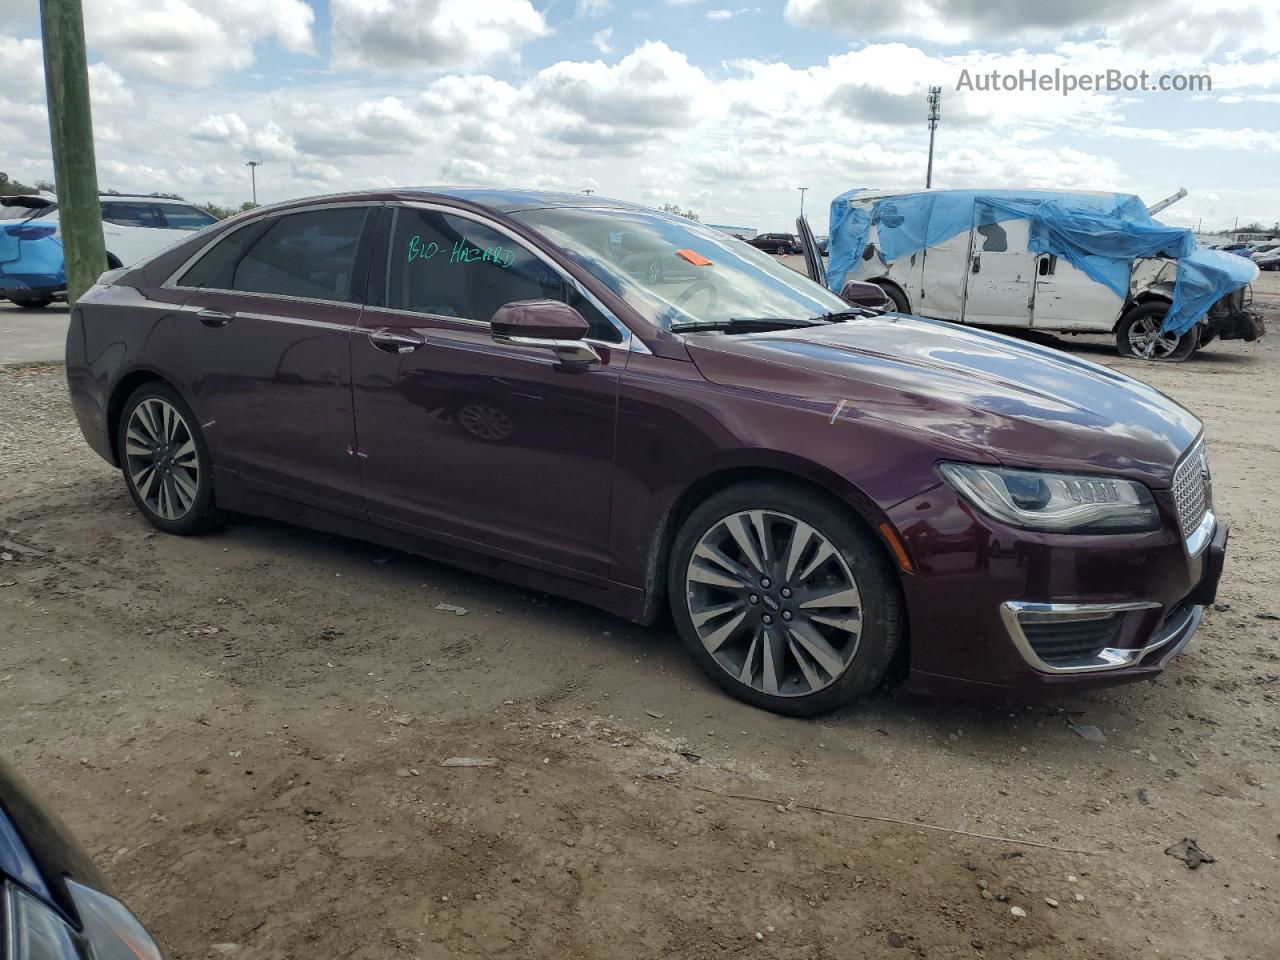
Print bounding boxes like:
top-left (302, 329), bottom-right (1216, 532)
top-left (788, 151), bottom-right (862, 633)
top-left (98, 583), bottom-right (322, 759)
top-left (677, 249), bottom-right (713, 266)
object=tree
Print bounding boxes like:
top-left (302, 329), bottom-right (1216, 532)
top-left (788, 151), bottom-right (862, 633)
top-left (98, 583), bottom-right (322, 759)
top-left (0, 172), bottom-right (40, 196)
top-left (660, 203), bottom-right (700, 222)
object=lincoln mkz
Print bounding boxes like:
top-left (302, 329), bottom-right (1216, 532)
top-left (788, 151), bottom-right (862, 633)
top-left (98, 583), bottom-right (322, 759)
top-left (66, 189), bottom-right (1226, 715)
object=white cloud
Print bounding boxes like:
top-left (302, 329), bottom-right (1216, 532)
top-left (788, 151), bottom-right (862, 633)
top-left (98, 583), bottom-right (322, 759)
top-left (784, 0), bottom-right (1280, 57)
top-left (707, 8), bottom-right (734, 18)
top-left (330, 0), bottom-right (548, 73)
top-left (592, 27), bottom-right (613, 54)
top-left (83, 0), bottom-right (315, 86)
top-left (531, 42), bottom-right (713, 140)
top-left (576, 0), bottom-right (610, 16)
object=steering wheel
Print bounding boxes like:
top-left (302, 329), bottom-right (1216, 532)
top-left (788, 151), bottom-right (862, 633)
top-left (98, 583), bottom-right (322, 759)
top-left (675, 279), bottom-right (717, 314)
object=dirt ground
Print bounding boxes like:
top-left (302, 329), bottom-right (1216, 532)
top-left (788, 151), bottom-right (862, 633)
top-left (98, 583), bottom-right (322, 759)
top-left (2, 275), bottom-right (1278, 960)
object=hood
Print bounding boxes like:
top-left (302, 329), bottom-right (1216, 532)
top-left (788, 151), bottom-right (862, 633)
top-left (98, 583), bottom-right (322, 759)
top-left (686, 314), bottom-right (1201, 488)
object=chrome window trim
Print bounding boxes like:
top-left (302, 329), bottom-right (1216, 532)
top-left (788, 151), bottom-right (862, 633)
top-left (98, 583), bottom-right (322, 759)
top-left (159, 201), bottom-right (385, 306)
top-left (1000, 599), bottom-right (1199, 674)
top-left (393, 200), bottom-right (649, 354)
top-left (359, 303), bottom-right (629, 356)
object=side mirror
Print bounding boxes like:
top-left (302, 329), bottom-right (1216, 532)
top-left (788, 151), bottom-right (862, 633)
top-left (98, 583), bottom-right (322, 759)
top-left (491, 299), bottom-right (600, 367)
top-left (840, 280), bottom-right (891, 311)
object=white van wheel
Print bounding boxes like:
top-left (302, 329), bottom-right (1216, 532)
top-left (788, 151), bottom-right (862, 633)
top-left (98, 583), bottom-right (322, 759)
top-left (1116, 303), bottom-right (1198, 362)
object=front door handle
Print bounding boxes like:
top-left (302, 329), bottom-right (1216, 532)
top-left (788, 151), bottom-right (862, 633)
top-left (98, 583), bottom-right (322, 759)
top-left (368, 328), bottom-right (425, 355)
top-left (196, 309), bottom-right (234, 327)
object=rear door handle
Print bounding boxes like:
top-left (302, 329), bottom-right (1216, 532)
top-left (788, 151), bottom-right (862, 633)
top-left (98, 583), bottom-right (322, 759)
top-left (368, 328), bottom-right (425, 354)
top-left (196, 309), bottom-right (234, 327)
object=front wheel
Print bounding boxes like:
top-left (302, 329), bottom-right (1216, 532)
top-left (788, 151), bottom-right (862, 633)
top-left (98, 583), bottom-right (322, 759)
top-left (668, 481), bottom-right (903, 716)
top-left (11, 296), bottom-right (52, 309)
top-left (1115, 302), bottom-right (1198, 362)
top-left (118, 382), bottom-right (217, 534)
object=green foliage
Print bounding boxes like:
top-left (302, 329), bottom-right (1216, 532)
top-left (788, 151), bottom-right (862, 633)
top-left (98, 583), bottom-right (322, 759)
top-left (660, 203), bottom-right (700, 222)
top-left (0, 172), bottom-right (40, 196)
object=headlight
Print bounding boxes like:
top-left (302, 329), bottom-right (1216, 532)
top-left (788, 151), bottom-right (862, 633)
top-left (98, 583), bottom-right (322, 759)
top-left (938, 463), bottom-right (1160, 533)
top-left (4, 879), bottom-right (164, 960)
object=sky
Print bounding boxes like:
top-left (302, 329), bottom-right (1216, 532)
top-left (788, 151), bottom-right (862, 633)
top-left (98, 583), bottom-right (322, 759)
top-left (1, 0), bottom-right (1277, 233)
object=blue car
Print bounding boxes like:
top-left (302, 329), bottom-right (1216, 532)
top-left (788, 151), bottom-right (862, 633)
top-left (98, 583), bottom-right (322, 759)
top-left (0, 196), bottom-right (63, 308)
top-left (0, 757), bottom-right (165, 958)
top-left (1, 193), bottom-right (219, 308)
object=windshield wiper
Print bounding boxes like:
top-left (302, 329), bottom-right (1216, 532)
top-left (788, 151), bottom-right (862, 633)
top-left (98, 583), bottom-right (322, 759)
top-left (670, 316), bottom-right (827, 334)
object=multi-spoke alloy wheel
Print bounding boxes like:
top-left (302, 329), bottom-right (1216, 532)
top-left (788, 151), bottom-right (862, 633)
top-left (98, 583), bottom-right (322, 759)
top-left (1116, 303), bottom-right (1197, 362)
top-left (118, 384), bottom-right (215, 534)
top-left (1127, 315), bottom-right (1179, 359)
top-left (670, 483), bottom-right (902, 716)
top-left (125, 397), bottom-right (200, 520)
top-left (686, 510), bottom-right (862, 698)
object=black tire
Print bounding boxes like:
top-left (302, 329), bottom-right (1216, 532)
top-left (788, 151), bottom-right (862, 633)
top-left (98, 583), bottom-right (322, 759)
top-left (1115, 302), bottom-right (1198, 362)
top-left (775, 245), bottom-right (787, 255)
top-left (875, 282), bottom-right (910, 314)
top-left (668, 481), bottom-right (903, 716)
top-left (117, 382), bottom-right (218, 535)
top-left (11, 296), bottom-right (52, 309)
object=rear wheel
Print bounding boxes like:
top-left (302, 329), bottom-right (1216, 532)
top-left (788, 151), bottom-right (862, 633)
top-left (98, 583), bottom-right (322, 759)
top-left (1115, 302), bottom-right (1198, 361)
top-left (10, 296), bottom-right (52, 309)
top-left (668, 481), bottom-right (903, 716)
top-left (118, 382), bottom-right (217, 535)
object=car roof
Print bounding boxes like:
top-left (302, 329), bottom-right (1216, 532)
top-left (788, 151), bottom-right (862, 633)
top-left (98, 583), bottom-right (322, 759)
top-left (100, 195), bottom-right (196, 204)
top-left (399, 187), bottom-right (649, 214)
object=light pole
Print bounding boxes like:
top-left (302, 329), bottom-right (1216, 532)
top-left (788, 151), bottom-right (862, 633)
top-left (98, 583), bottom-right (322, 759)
top-left (245, 160), bottom-right (263, 205)
top-left (926, 86), bottom-right (941, 188)
top-left (798, 186), bottom-right (809, 219)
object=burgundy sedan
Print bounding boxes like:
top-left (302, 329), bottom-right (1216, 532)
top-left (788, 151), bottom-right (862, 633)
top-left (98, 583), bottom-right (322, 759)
top-left (65, 189), bottom-right (1226, 715)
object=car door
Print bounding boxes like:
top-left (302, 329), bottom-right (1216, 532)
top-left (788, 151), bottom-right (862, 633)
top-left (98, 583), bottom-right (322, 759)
top-left (351, 203), bottom-right (627, 581)
top-left (1030, 253), bottom-right (1125, 331)
top-left (961, 201), bottom-right (1036, 327)
top-left (796, 215), bottom-right (826, 288)
top-left (167, 203), bottom-right (378, 516)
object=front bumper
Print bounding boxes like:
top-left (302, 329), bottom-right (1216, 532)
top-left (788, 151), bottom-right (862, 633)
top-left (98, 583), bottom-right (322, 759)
top-left (1206, 308), bottom-right (1265, 343)
top-left (888, 482), bottom-right (1226, 697)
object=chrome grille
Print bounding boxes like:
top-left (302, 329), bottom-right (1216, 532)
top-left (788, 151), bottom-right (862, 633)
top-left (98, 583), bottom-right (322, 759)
top-left (1173, 441), bottom-right (1210, 540)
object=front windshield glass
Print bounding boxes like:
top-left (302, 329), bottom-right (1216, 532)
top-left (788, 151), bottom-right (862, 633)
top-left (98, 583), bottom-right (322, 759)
top-left (512, 206), bottom-right (851, 330)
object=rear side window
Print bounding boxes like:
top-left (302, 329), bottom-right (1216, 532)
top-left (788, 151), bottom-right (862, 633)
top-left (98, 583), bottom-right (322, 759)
top-left (158, 204), bottom-right (218, 230)
top-left (175, 221), bottom-right (270, 289)
top-left (101, 201), bottom-right (163, 227)
top-left (385, 207), bottom-right (619, 341)
top-left (177, 207), bottom-right (369, 302)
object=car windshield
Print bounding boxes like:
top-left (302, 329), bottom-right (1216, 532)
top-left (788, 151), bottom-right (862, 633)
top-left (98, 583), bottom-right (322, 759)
top-left (512, 207), bottom-right (851, 331)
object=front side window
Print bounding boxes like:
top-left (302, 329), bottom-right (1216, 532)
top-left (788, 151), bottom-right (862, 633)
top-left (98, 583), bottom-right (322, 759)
top-left (158, 204), bottom-right (218, 230)
top-left (101, 202), bottom-right (163, 228)
top-left (513, 207), bottom-right (851, 332)
top-left (385, 207), bottom-right (619, 341)
top-left (231, 207), bottom-right (368, 302)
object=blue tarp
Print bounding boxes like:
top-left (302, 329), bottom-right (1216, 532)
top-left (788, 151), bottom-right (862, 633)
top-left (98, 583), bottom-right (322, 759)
top-left (826, 188), bottom-right (1257, 335)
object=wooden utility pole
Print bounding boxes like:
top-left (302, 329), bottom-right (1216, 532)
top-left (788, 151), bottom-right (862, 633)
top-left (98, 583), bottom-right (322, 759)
top-left (40, 0), bottom-right (105, 305)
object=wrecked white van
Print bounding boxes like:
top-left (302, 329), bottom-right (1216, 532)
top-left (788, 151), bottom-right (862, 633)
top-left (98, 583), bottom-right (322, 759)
top-left (807, 188), bottom-right (1263, 362)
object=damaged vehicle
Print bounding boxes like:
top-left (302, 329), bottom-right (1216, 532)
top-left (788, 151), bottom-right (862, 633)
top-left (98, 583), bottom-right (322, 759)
top-left (67, 188), bottom-right (1226, 716)
top-left (811, 188), bottom-right (1263, 361)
